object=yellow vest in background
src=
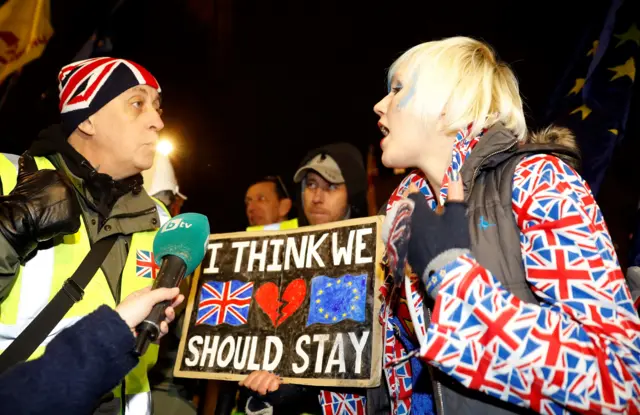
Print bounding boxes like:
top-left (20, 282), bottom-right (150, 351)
top-left (246, 217), bottom-right (299, 232)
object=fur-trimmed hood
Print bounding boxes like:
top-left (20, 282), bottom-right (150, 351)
top-left (525, 125), bottom-right (581, 170)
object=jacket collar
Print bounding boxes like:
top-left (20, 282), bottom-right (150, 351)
top-left (459, 124), bottom-right (519, 193)
top-left (31, 124), bottom-right (145, 218)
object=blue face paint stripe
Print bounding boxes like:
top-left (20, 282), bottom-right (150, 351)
top-left (397, 71), bottom-right (418, 109)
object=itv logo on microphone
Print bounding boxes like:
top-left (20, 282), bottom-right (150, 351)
top-left (161, 217), bottom-right (193, 233)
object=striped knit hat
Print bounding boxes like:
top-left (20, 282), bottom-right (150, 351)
top-left (57, 57), bottom-right (161, 136)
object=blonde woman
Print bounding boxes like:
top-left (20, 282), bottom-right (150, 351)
top-left (241, 37), bottom-right (640, 414)
top-left (377, 36), bottom-right (640, 414)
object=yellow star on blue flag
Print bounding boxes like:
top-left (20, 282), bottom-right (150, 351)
top-left (614, 23), bottom-right (640, 47)
top-left (608, 57), bottom-right (636, 81)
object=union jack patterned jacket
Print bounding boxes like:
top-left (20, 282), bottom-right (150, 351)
top-left (320, 125), bottom-right (640, 414)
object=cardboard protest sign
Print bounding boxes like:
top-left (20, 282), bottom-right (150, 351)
top-left (174, 216), bottom-right (384, 388)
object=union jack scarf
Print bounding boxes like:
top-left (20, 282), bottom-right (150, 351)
top-left (318, 125), bottom-right (484, 414)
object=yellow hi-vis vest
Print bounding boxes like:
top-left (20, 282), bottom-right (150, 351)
top-left (246, 217), bottom-right (299, 232)
top-left (0, 153), bottom-right (171, 415)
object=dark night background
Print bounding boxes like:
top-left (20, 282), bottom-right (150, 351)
top-left (1, 0), bottom-right (638, 265)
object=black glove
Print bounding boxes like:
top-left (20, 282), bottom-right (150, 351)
top-left (383, 193), bottom-right (471, 299)
top-left (0, 152), bottom-right (81, 261)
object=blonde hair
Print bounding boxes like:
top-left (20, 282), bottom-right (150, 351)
top-left (388, 36), bottom-right (527, 140)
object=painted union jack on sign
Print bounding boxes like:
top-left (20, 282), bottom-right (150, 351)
top-left (136, 249), bottom-right (159, 280)
top-left (196, 280), bottom-right (254, 326)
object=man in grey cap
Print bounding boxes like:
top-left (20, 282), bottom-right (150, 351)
top-left (292, 142), bottom-right (368, 226)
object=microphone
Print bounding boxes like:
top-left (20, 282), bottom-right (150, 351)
top-left (134, 212), bottom-right (210, 356)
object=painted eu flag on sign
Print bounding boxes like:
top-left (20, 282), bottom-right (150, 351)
top-left (306, 274), bottom-right (367, 326)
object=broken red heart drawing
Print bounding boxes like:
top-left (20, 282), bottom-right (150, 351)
top-left (254, 278), bottom-right (307, 328)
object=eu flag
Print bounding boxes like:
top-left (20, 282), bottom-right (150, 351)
top-left (545, 0), bottom-right (639, 196)
top-left (306, 274), bottom-right (367, 326)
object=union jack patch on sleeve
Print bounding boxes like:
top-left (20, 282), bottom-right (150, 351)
top-left (136, 249), bottom-right (160, 279)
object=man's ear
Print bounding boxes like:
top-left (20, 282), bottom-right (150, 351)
top-left (279, 198), bottom-right (292, 218)
top-left (77, 116), bottom-right (96, 136)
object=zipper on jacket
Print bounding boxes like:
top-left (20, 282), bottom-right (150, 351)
top-left (467, 141), bottom-right (518, 197)
top-left (435, 374), bottom-right (445, 415)
top-left (425, 307), bottom-right (445, 415)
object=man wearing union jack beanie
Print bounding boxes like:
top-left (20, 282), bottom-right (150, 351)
top-left (0, 57), bottom-right (175, 415)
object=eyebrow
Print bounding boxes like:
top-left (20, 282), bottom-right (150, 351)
top-left (131, 86), bottom-right (148, 96)
top-left (130, 86), bottom-right (161, 106)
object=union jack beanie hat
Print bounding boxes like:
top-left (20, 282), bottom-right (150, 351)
top-left (57, 57), bottom-right (161, 136)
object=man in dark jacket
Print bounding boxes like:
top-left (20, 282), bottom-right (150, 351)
top-left (0, 285), bottom-right (183, 415)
